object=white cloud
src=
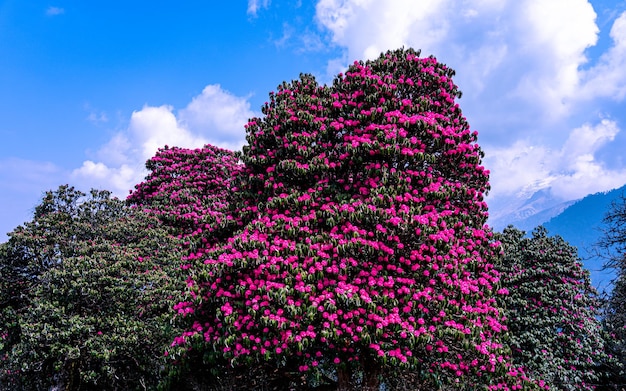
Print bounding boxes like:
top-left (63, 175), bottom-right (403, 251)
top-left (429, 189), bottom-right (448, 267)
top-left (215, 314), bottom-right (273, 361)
top-left (178, 84), bottom-right (254, 151)
top-left (485, 119), bottom-right (626, 201)
top-left (72, 85), bottom-right (256, 197)
top-left (94, 133), bottom-right (131, 166)
top-left (579, 11), bottom-right (626, 100)
top-left (128, 105), bottom-right (207, 162)
top-left (315, 0), bottom-right (599, 119)
top-left (316, 0), bottom-right (448, 61)
top-left (517, 0), bottom-right (597, 62)
top-left (72, 161), bottom-right (137, 197)
top-left (513, 0), bottom-right (598, 117)
top-left (248, 0), bottom-right (270, 16)
top-left (46, 6), bottom-right (65, 16)
top-left (561, 118), bottom-right (619, 158)
top-left (551, 119), bottom-right (626, 198)
top-left (551, 154), bottom-right (626, 200)
top-left (485, 141), bottom-right (556, 198)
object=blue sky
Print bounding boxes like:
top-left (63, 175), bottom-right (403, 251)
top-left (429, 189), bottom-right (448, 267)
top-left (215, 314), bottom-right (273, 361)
top-left (1, 0), bottom-right (626, 239)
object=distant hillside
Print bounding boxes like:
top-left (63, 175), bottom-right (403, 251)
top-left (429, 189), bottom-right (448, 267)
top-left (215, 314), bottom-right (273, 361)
top-left (540, 184), bottom-right (626, 292)
top-left (543, 186), bottom-right (625, 253)
top-left (489, 183), bottom-right (626, 291)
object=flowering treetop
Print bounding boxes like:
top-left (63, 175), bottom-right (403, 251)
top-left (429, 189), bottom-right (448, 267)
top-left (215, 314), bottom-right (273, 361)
top-left (129, 144), bottom-right (245, 243)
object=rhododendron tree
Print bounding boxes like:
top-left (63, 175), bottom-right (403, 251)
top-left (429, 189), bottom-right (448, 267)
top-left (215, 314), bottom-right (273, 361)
top-left (169, 48), bottom-right (529, 390)
top-left (498, 226), bottom-right (612, 391)
top-left (0, 186), bottom-right (186, 390)
top-left (128, 144), bottom-right (246, 240)
top-left (128, 144), bottom-right (255, 388)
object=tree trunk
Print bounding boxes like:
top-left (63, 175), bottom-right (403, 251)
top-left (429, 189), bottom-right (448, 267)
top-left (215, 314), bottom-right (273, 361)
top-left (336, 366), bottom-right (352, 391)
top-left (361, 355), bottom-right (381, 391)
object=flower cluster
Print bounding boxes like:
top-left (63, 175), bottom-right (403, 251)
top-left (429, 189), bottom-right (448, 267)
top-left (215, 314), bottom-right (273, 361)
top-left (129, 144), bottom-right (246, 245)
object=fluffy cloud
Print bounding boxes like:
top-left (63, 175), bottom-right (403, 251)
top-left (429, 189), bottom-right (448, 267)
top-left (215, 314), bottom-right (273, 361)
top-left (579, 11), bottom-right (626, 100)
top-left (513, 0), bottom-right (598, 117)
top-left (485, 119), bottom-right (626, 201)
top-left (551, 119), bottom-right (626, 198)
top-left (72, 85), bottom-right (256, 197)
top-left (72, 161), bottom-right (138, 197)
top-left (178, 84), bottom-right (254, 151)
top-left (316, 0), bottom-right (600, 119)
top-left (127, 105), bottom-right (207, 162)
top-left (316, 0), bottom-right (448, 60)
top-left (484, 142), bottom-right (555, 198)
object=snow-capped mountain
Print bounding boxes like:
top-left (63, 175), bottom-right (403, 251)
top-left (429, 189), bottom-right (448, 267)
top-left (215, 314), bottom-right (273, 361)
top-left (487, 187), bottom-right (578, 232)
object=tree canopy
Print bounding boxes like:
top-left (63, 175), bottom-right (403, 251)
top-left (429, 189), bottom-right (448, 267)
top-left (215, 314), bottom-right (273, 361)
top-left (498, 226), bottom-right (612, 391)
top-left (128, 144), bottom-right (246, 240)
top-left (152, 48), bottom-right (529, 390)
top-left (0, 186), bottom-right (186, 390)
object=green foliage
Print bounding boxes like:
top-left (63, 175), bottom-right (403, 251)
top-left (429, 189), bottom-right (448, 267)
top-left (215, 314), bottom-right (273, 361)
top-left (498, 226), bottom-right (612, 390)
top-left (0, 185), bottom-right (185, 390)
top-left (127, 144), bottom-right (251, 389)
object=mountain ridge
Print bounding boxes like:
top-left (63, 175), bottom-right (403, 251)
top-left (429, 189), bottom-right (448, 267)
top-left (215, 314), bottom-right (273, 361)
top-left (491, 183), bottom-right (626, 292)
